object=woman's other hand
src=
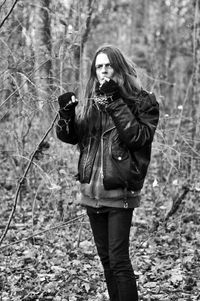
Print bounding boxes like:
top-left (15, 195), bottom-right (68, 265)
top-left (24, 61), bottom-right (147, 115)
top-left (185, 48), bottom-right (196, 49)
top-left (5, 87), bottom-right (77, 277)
top-left (58, 92), bottom-right (78, 111)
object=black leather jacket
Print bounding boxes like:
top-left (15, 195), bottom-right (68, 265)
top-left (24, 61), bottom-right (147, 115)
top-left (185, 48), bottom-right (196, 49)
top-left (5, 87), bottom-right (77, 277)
top-left (56, 89), bottom-right (159, 191)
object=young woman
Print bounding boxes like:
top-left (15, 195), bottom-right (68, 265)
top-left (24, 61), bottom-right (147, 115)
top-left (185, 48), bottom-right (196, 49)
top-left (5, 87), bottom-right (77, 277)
top-left (56, 45), bottom-right (159, 301)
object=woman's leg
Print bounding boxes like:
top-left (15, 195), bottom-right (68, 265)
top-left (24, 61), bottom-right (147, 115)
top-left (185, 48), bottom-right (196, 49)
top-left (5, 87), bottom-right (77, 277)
top-left (108, 208), bottom-right (138, 301)
top-left (87, 207), bottom-right (120, 301)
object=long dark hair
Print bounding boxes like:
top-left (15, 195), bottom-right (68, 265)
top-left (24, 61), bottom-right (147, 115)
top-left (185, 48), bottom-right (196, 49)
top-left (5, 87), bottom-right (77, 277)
top-left (79, 45), bottom-right (141, 136)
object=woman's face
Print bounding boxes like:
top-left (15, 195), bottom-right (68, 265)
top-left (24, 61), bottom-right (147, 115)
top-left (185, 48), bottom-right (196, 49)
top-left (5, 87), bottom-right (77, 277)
top-left (95, 53), bottom-right (115, 85)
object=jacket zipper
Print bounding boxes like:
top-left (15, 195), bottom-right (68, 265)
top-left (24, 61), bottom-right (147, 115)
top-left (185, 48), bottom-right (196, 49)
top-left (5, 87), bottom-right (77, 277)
top-left (82, 137), bottom-right (91, 180)
top-left (100, 135), bottom-right (104, 179)
top-left (101, 126), bottom-right (115, 180)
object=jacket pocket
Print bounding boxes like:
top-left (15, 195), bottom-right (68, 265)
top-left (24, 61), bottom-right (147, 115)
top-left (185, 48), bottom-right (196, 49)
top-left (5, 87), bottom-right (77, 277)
top-left (111, 146), bottom-right (129, 161)
top-left (103, 131), bottom-right (143, 190)
top-left (103, 133), bottom-right (131, 189)
top-left (111, 132), bottom-right (129, 161)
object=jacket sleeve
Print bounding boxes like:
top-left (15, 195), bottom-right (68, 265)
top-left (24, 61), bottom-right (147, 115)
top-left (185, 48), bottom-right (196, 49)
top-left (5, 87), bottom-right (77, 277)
top-left (56, 109), bottom-right (79, 145)
top-left (106, 90), bottom-right (159, 150)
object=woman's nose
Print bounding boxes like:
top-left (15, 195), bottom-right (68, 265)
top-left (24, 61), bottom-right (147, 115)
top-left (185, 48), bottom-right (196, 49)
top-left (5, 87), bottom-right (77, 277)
top-left (101, 65), bottom-right (107, 73)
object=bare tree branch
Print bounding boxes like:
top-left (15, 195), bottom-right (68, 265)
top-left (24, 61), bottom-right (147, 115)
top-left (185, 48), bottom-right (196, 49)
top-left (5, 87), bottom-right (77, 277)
top-left (0, 0), bottom-right (19, 29)
top-left (0, 214), bottom-right (86, 250)
top-left (0, 0), bottom-right (7, 11)
top-left (164, 185), bottom-right (190, 222)
top-left (0, 113), bottom-right (58, 246)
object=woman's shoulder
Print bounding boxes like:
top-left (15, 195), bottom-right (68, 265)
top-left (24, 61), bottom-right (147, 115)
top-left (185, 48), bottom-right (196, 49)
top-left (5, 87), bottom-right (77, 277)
top-left (123, 88), bottom-right (159, 115)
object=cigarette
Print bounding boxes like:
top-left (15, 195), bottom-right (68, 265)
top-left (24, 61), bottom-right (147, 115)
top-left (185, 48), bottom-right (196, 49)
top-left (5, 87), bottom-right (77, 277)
top-left (100, 77), bottom-right (110, 87)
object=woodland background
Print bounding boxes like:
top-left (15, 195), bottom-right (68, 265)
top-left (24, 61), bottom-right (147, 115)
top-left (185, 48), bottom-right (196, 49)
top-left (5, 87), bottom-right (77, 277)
top-left (0, 0), bottom-right (200, 300)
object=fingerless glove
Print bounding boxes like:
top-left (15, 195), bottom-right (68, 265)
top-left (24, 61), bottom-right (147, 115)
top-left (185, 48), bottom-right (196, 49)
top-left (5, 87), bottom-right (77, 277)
top-left (99, 79), bottom-right (120, 100)
top-left (58, 92), bottom-right (78, 119)
top-left (94, 79), bottom-right (120, 111)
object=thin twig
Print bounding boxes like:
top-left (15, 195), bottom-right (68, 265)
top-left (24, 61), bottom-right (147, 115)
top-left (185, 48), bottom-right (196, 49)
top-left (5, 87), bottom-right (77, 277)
top-left (0, 213), bottom-right (86, 250)
top-left (0, 113), bottom-right (58, 246)
top-left (0, 58), bottom-right (52, 111)
top-left (0, 0), bottom-right (19, 29)
top-left (77, 215), bottom-right (86, 247)
top-left (0, 0), bottom-right (7, 11)
top-left (164, 186), bottom-right (190, 222)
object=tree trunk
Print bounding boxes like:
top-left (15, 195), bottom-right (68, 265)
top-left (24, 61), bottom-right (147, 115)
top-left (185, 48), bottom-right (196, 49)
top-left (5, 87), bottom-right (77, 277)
top-left (190, 0), bottom-right (200, 177)
top-left (32, 0), bottom-right (52, 116)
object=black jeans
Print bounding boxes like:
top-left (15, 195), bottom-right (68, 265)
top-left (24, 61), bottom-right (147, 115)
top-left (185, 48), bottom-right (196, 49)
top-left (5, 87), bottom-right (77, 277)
top-left (87, 206), bottom-right (138, 301)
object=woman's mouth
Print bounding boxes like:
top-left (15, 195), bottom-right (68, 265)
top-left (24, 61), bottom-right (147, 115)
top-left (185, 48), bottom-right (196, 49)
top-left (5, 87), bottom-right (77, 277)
top-left (100, 77), bottom-right (110, 84)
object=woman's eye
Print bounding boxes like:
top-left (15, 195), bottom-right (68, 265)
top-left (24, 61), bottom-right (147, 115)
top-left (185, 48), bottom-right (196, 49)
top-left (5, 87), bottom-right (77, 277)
top-left (95, 64), bottom-right (112, 69)
top-left (96, 64), bottom-right (102, 69)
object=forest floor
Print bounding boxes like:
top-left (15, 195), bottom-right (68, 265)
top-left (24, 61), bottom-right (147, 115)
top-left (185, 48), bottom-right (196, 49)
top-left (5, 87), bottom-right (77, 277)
top-left (0, 186), bottom-right (199, 301)
top-left (0, 144), bottom-right (200, 301)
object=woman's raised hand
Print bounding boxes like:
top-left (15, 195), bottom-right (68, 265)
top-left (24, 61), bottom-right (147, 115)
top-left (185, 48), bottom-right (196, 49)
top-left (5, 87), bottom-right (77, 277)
top-left (58, 92), bottom-right (78, 111)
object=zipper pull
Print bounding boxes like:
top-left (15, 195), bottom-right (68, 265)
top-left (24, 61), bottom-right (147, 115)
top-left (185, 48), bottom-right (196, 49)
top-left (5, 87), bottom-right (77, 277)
top-left (123, 201), bottom-right (128, 209)
top-left (123, 186), bottom-right (128, 208)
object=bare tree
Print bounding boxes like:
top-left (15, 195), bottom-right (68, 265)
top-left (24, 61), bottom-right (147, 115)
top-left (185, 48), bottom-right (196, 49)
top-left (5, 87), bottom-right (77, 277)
top-left (190, 0), bottom-right (200, 176)
top-left (32, 0), bottom-right (53, 115)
